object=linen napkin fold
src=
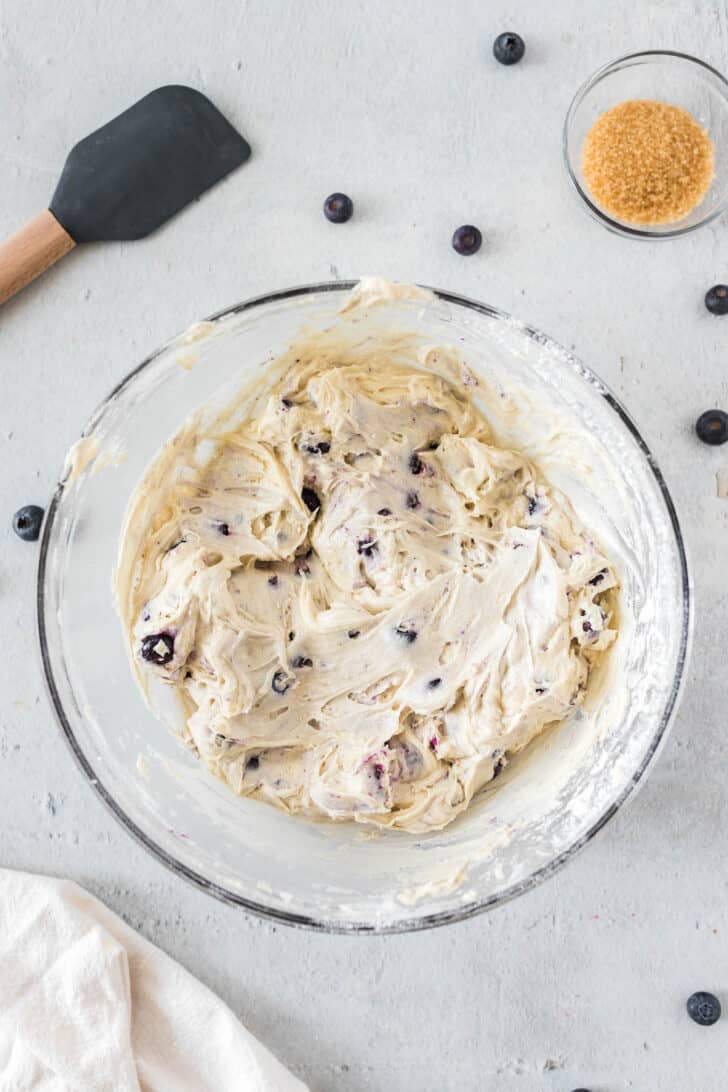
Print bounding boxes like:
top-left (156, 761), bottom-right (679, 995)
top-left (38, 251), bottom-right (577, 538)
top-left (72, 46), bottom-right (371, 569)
top-left (0, 870), bottom-right (308, 1092)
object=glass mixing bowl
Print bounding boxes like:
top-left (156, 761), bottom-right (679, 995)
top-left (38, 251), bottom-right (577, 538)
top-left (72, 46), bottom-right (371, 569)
top-left (38, 283), bottom-right (691, 933)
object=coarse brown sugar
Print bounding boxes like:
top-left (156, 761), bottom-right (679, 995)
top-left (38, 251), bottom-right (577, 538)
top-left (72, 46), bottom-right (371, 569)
top-left (581, 98), bottom-right (714, 225)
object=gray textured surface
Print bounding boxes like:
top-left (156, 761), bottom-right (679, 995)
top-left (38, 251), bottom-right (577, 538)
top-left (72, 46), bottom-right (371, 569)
top-left (2, 2), bottom-right (727, 1089)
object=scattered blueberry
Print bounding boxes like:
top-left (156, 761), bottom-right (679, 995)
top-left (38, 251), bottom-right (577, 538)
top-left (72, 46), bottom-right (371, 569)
top-left (323, 192), bottom-right (354, 223)
top-left (357, 536), bottom-right (378, 557)
top-left (288, 630), bottom-right (295, 641)
top-left (705, 285), bottom-right (728, 315)
top-left (452, 224), bottom-right (482, 256)
top-left (140, 633), bottom-right (175, 666)
top-left (12, 504), bottom-right (44, 542)
top-left (377, 507), bottom-right (391, 516)
top-left (373, 762), bottom-right (384, 781)
top-left (292, 655), bottom-right (313, 668)
top-left (535, 686), bottom-right (546, 694)
top-left (268, 574), bottom-right (279, 586)
top-left (303, 440), bottom-right (331, 455)
top-left (281, 397), bottom-right (293, 409)
top-left (301, 487), bottom-right (321, 513)
top-left (406, 491), bottom-right (420, 510)
top-left (492, 757), bottom-right (506, 777)
top-left (217, 522), bottom-right (230, 536)
top-left (687, 991), bottom-right (721, 1026)
top-left (582, 620), bottom-right (593, 633)
top-left (348, 629), bottom-right (360, 639)
top-left (395, 624), bottom-right (417, 643)
top-left (696, 409), bottom-right (728, 445)
top-left (246, 755), bottom-right (260, 770)
top-left (408, 452), bottom-right (425, 474)
top-left (526, 495), bottom-right (538, 516)
top-left (588, 568), bottom-right (607, 586)
top-left (427, 678), bottom-right (442, 689)
top-left (493, 31), bottom-right (525, 65)
top-left (272, 670), bottom-right (291, 694)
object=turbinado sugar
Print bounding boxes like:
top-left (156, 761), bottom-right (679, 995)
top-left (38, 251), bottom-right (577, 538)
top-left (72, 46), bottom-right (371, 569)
top-left (582, 98), bottom-right (714, 225)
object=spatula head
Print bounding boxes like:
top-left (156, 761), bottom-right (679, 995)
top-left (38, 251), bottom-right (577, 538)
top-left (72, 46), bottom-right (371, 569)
top-left (50, 86), bottom-right (251, 243)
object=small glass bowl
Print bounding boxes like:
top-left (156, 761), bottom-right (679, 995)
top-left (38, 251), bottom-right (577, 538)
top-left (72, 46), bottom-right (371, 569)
top-left (563, 50), bottom-right (728, 239)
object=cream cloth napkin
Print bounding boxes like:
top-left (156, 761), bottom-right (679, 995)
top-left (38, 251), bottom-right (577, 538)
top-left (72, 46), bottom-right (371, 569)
top-left (0, 870), bottom-right (308, 1092)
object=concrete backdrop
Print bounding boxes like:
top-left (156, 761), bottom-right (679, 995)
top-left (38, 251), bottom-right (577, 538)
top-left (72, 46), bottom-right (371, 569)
top-left (2, 2), bottom-right (727, 1089)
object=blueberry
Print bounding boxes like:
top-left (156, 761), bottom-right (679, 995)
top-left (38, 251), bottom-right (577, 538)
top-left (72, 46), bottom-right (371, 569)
top-left (405, 491), bottom-right (420, 510)
top-left (357, 536), bottom-right (377, 556)
top-left (526, 495), bottom-right (538, 515)
top-left (493, 31), bottom-right (525, 65)
top-left (408, 452), bottom-right (425, 474)
top-left (395, 624), bottom-right (417, 643)
top-left (12, 504), bottom-right (44, 542)
top-left (292, 655), bottom-right (313, 668)
top-left (427, 678), bottom-right (442, 689)
top-left (272, 670), bottom-right (291, 694)
top-left (323, 192), bottom-right (354, 223)
top-left (217, 522), bottom-right (230, 536)
top-left (348, 629), bottom-right (360, 639)
top-left (268, 574), bottom-right (279, 586)
top-left (377, 507), bottom-right (391, 516)
top-left (492, 757), bottom-right (506, 778)
top-left (140, 633), bottom-right (175, 666)
top-left (246, 755), bottom-right (260, 770)
top-left (303, 440), bottom-right (331, 455)
top-left (696, 409), bottom-right (728, 445)
top-left (281, 397), bottom-right (293, 409)
top-left (301, 487), bottom-right (321, 512)
top-left (687, 991), bottom-right (721, 1026)
top-left (452, 224), bottom-right (482, 256)
top-left (705, 285), bottom-right (728, 315)
top-left (588, 568), bottom-right (607, 586)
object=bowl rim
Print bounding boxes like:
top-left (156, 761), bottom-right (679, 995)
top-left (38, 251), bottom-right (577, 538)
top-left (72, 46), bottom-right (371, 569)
top-left (36, 280), bottom-right (693, 934)
top-left (563, 49), bottom-right (728, 239)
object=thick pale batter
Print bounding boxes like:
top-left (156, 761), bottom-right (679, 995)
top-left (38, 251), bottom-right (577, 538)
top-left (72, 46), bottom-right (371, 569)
top-left (117, 300), bottom-right (617, 833)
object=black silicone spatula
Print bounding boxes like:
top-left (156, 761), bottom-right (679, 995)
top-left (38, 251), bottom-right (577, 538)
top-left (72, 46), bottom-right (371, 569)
top-left (0, 85), bottom-right (251, 306)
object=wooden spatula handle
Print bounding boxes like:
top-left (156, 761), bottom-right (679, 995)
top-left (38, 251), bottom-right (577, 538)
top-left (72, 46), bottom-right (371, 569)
top-left (0, 210), bottom-right (76, 306)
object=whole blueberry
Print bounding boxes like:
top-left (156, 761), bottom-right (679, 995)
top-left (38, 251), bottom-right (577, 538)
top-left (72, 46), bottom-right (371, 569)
top-left (323, 192), bottom-right (353, 223)
top-left (687, 991), bottom-right (721, 1026)
top-left (493, 31), bottom-right (525, 65)
top-left (452, 225), bottom-right (482, 256)
top-left (696, 409), bottom-right (728, 445)
top-left (13, 504), bottom-right (44, 542)
top-left (301, 486), bottom-right (321, 512)
top-left (140, 633), bottom-right (175, 666)
top-left (705, 284), bottom-right (728, 315)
